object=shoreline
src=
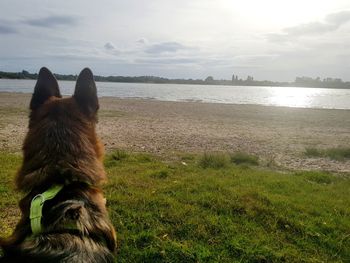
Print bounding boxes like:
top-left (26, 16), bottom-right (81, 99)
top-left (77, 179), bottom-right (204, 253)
top-left (100, 95), bottom-right (350, 111)
top-left (1, 76), bottom-right (350, 89)
top-left (0, 92), bottom-right (349, 172)
top-left (1, 91), bottom-right (350, 111)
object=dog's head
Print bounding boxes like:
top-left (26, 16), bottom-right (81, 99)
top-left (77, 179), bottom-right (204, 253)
top-left (17, 67), bottom-right (106, 191)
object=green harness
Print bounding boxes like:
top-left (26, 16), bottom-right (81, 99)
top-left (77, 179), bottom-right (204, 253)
top-left (29, 184), bottom-right (64, 235)
top-left (28, 182), bottom-right (109, 248)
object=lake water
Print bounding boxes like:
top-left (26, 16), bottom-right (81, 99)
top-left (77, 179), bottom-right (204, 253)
top-left (0, 79), bottom-right (350, 110)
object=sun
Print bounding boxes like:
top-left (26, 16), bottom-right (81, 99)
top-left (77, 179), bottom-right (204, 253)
top-left (219, 0), bottom-right (342, 30)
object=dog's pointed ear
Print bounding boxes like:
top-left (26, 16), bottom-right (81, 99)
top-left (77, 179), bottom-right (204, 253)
top-left (73, 68), bottom-right (99, 116)
top-left (30, 67), bottom-right (61, 110)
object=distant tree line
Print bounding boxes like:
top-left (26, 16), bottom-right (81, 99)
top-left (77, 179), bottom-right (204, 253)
top-left (0, 70), bottom-right (77, 81)
top-left (0, 70), bottom-right (350, 89)
top-left (94, 75), bottom-right (206, 85)
top-left (0, 70), bottom-right (39, 80)
top-left (294, 76), bottom-right (350, 89)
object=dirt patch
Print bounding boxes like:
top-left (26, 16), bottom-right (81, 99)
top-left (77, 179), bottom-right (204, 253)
top-left (1, 92), bottom-right (350, 172)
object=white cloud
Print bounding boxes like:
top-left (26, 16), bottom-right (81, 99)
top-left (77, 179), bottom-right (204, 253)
top-left (144, 42), bottom-right (195, 54)
top-left (0, 0), bottom-right (350, 81)
top-left (268, 10), bottom-right (350, 41)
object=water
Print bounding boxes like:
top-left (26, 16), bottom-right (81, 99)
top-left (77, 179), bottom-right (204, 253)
top-left (0, 79), bottom-right (350, 109)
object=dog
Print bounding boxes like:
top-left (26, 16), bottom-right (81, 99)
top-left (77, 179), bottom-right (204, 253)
top-left (0, 67), bottom-right (116, 262)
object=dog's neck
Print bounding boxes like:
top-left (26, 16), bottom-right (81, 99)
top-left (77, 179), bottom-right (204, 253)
top-left (16, 125), bottom-right (106, 192)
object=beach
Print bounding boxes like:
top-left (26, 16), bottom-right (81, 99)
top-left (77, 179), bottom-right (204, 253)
top-left (0, 92), bottom-right (349, 172)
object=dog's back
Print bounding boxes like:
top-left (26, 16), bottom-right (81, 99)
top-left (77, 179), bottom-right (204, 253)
top-left (0, 68), bottom-right (116, 262)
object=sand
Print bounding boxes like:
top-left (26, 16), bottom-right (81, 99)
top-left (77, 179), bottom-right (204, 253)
top-left (0, 92), bottom-right (350, 172)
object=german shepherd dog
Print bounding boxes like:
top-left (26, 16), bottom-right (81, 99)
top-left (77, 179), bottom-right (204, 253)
top-left (0, 67), bottom-right (116, 262)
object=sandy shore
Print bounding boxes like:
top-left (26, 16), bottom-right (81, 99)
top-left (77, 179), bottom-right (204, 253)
top-left (0, 92), bottom-right (350, 172)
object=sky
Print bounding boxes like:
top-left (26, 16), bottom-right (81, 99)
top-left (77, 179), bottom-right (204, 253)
top-left (1, 0), bottom-right (350, 81)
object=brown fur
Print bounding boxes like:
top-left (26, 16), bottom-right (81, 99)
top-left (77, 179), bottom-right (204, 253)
top-left (0, 67), bottom-right (116, 262)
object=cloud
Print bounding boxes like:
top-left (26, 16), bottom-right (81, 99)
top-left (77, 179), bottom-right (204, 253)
top-left (0, 15), bottom-right (79, 35)
top-left (103, 42), bottom-right (121, 56)
top-left (135, 57), bottom-right (197, 64)
top-left (267, 10), bottom-right (350, 42)
top-left (104, 42), bottom-right (116, 50)
top-left (136, 38), bottom-right (148, 45)
top-left (0, 24), bottom-right (17, 34)
top-left (23, 15), bottom-right (78, 28)
top-left (145, 41), bottom-right (191, 54)
top-left (284, 22), bottom-right (338, 36)
top-left (265, 33), bottom-right (289, 43)
top-left (326, 10), bottom-right (350, 25)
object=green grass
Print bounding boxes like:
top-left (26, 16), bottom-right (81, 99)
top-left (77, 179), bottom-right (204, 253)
top-left (1, 151), bottom-right (350, 262)
top-left (230, 152), bottom-right (259, 166)
top-left (326, 148), bottom-right (350, 161)
top-left (305, 147), bottom-right (350, 161)
top-left (0, 153), bottom-right (21, 237)
top-left (198, 152), bottom-right (229, 169)
top-left (105, 150), bottom-right (130, 167)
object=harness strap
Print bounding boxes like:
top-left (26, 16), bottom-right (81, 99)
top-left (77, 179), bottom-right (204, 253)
top-left (30, 184), bottom-right (64, 235)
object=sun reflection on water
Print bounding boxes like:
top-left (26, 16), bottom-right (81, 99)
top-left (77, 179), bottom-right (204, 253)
top-left (268, 87), bottom-right (319, 108)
